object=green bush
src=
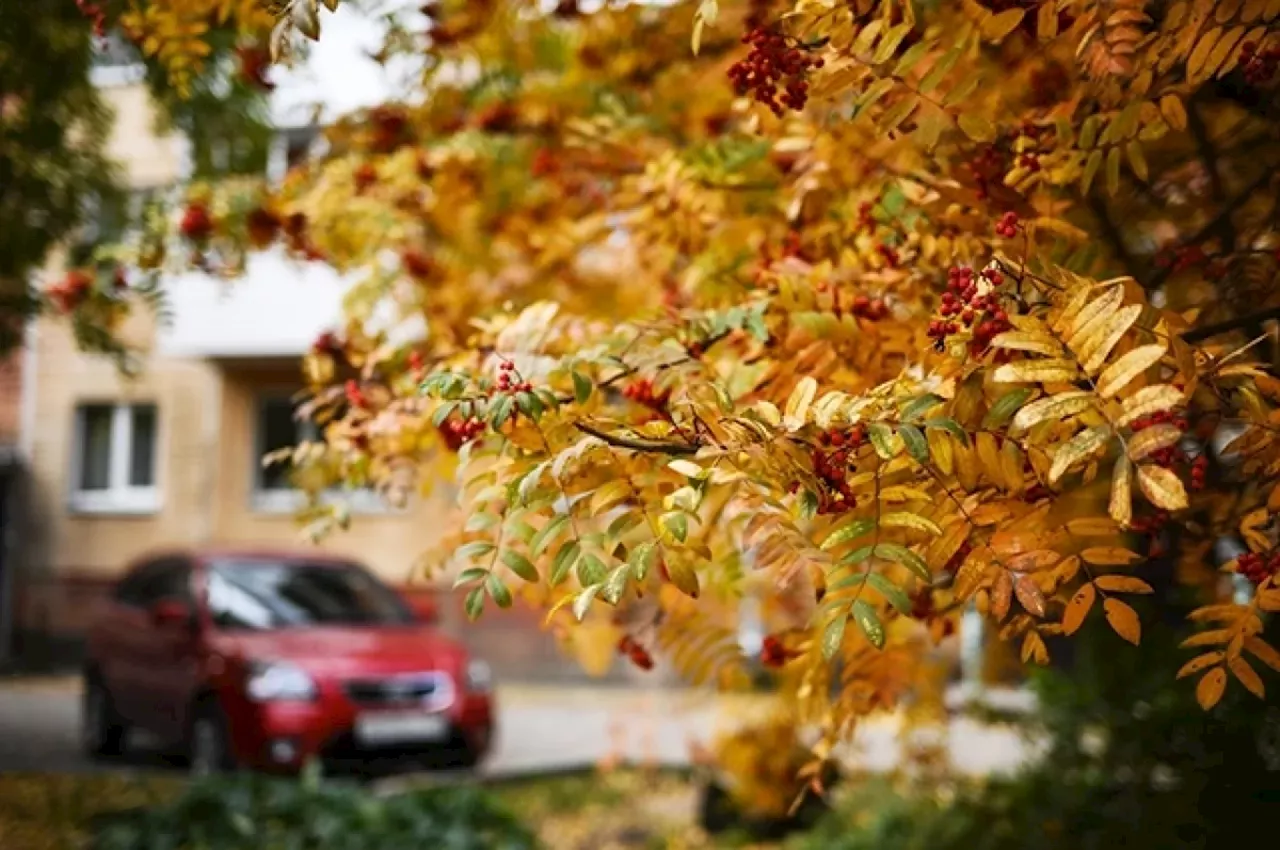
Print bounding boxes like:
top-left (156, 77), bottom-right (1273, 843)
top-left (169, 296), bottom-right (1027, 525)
top-left (91, 770), bottom-right (540, 850)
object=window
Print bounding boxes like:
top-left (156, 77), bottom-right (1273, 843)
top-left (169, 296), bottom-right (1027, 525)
top-left (89, 31), bottom-right (145, 87)
top-left (114, 558), bottom-right (191, 608)
top-left (71, 403), bottom-right (159, 513)
top-left (206, 559), bottom-right (412, 631)
top-left (71, 189), bottom-right (164, 266)
top-left (252, 394), bottom-right (384, 514)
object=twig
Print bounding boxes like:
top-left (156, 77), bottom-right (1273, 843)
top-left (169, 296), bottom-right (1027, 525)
top-left (575, 421), bottom-right (700, 455)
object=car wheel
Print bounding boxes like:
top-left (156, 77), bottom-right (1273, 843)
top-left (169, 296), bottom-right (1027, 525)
top-left (82, 674), bottom-right (127, 758)
top-left (188, 701), bottom-right (235, 777)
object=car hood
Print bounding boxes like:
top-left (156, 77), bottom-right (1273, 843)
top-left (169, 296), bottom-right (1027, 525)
top-left (211, 625), bottom-right (469, 679)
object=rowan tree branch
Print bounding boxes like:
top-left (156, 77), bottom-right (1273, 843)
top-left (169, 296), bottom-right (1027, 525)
top-left (1182, 306), bottom-right (1280, 343)
top-left (575, 421), bottom-right (700, 455)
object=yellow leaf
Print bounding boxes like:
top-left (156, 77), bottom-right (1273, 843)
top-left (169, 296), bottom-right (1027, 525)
top-left (1068, 285), bottom-right (1124, 343)
top-left (1097, 344), bottom-right (1168, 398)
top-left (1244, 636), bottom-right (1280, 672)
top-left (993, 358), bottom-right (1079, 384)
top-left (667, 459), bottom-right (704, 478)
top-left (1021, 631), bottom-right (1049, 664)
top-left (991, 569), bottom-right (1013, 620)
top-left (1116, 384), bottom-right (1184, 428)
top-left (1000, 440), bottom-right (1024, 492)
top-left (1062, 583), bottom-right (1095, 635)
top-left (1159, 94), bottom-right (1188, 130)
top-left (1066, 517), bottom-right (1120, 536)
top-left (1137, 463), bottom-right (1189, 511)
top-left (1092, 574), bottom-right (1153, 592)
top-left (1176, 652), bottom-right (1223, 679)
top-left (590, 479), bottom-right (632, 514)
top-left (1229, 654), bottom-right (1266, 699)
top-left (1105, 146), bottom-right (1122, 195)
top-left (1196, 667), bottom-right (1228, 710)
top-left (1036, 1), bottom-right (1059, 39)
top-left (928, 428), bottom-right (954, 474)
top-left (1259, 589), bottom-right (1280, 612)
top-left (1128, 423), bottom-right (1182, 461)
top-left (1186, 27), bottom-right (1222, 83)
top-left (1049, 426), bottom-right (1112, 484)
top-left (1011, 391), bottom-right (1095, 433)
top-left (1125, 141), bottom-right (1149, 182)
top-left (958, 112), bottom-right (997, 142)
top-left (784, 376), bottom-right (818, 431)
top-left (1103, 597), bottom-right (1141, 645)
top-left (1006, 549), bottom-right (1061, 572)
top-left (1014, 573), bottom-right (1047, 617)
top-left (982, 7), bottom-right (1026, 40)
top-left (990, 330), bottom-right (1064, 357)
top-left (880, 511), bottom-right (942, 535)
top-left (1076, 304), bottom-right (1142, 373)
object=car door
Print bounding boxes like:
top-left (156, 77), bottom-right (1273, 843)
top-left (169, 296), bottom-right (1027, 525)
top-left (100, 559), bottom-right (172, 729)
top-left (112, 557), bottom-right (200, 741)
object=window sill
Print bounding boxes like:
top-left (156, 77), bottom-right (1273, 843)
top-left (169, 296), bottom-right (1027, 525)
top-left (250, 488), bottom-right (403, 517)
top-left (68, 490), bottom-right (161, 517)
top-left (90, 64), bottom-right (147, 88)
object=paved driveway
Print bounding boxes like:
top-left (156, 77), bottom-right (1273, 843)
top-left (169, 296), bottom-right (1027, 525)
top-left (0, 679), bottom-right (1037, 779)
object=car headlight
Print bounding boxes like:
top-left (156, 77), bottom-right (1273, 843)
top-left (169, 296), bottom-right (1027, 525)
top-left (466, 659), bottom-right (493, 692)
top-left (245, 660), bottom-right (317, 702)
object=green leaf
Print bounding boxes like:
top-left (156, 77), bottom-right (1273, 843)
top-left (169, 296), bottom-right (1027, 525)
top-left (873, 543), bottom-right (932, 583)
top-left (900, 393), bottom-right (943, 423)
top-left (577, 554), bottom-right (608, 587)
top-left (489, 394), bottom-right (515, 429)
top-left (867, 573), bottom-right (911, 614)
top-left (572, 371), bottom-right (593, 404)
top-left (505, 519), bottom-right (537, 543)
top-left (531, 514), bottom-right (571, 557)
top-left (925, 416), bottom-right (970, 445)
top-left (630, 541), bottom-right (658, 581)
top-left (820, 517), bottom-right (875, 551)
top-left (464, 586), bottom-right (485, 620)
top-left (550, 540), bottom-right (580, 586)
top-left (983, 388), bottom-right (1034, 429)
top-left (606, 510), bottom-right (642, 539)
top-left (958, 112), bottom-right (997, 143)
top-left (868, 422), bottom-right (898, 459)
top-left (602, 565), bottom-right (631, 605)
top-left (839, 544), bottom-right (876, 566)
top-left (455, 540), bottom-right (496, 560)
top-left (515, 390), bottom-right (543, 421)
top-left (798, 489), bottom-right (820, 520)
top-left (852, 600), bottom-right (885, 649)
top-left (572, 585), bottom-right (600, 621)
top-left (501, 550), bottom-right (539, 582)
top-left (431, 401), bottom-right (458, 427)
top-left (662, 511), bottom-right (689, 543)
top-left (822, 611), bottom-right (849, 659)
top-left (486, 574), bottom-right (512, 608)
top-left (452, 567), bottom-right (488, 589)
top-left (899, 423), bottom-right (929, 464)
top-left (465, 512), bottom-right (499, 532)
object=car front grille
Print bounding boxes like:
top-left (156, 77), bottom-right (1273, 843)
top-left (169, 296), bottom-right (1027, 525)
top-left (343, 672), bottom-right (454, 710)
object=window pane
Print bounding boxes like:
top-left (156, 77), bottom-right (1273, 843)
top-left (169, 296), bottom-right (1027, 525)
top-left (207, 560), bottom-right (412, 630)
top-left (79, 405), bottom-right (113, 491)
top-left (129, 405), bottom-right (157, 487)
top-left (258, 398), bottom-right (300, 491)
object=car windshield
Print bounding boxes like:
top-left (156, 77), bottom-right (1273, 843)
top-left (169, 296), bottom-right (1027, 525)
top-left (205, 559), bottom-right (414, 630)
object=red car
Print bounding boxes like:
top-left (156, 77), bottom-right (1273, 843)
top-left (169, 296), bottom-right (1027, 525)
top-left (82, 547), bottom-right (495, 775)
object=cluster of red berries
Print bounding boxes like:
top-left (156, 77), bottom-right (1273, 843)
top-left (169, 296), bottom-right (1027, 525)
top-left (1016, 152), bottom-right (1041, 173)
top-left (368, 105), bottom-right (411, 154)
top-left (312, 330), bottom-right (343, 357)
top-left (1130, 511), bottom-right (1171, 535)
top-left (75, 0), bottom-right (108, 40)
top-left (531, 148), bottom-right (559, 178)
top-left (235, 46), bottom-right (274, 92)
top-left (966, 145), bottom-right (1007, 201)
top-left (727, 27), bottom-right (823, 116)
top-left (401, 249), bottom-right (436, 280)
top-left (857, 200), bottom-right (876, 230)
top-left (929, 266), bottom-right (1011, 352)
top-left (354, 163), bottom-right (378, 193)
top-left (345, 380), bottom-right (367, 410)
top-left (179, 203), bottom-right (213, 241)
top-left (1130, 410), bottom-right (1190, 468)
top-left (439, 415), bottom-right (486, 451)
top-left (1237, 551), bottom-right (1280, 586)
top-left (246, 206), bottom-right (282, 248)
top-left (1155, 243), bottom-right (1206, 273)
top-left (47, 269), bottom-right (94, 313)
top-left (495, 361), bottom-right (532, 394)
top-left (760, 634), bottom-right (796, 669)
top-left (876, 242), bottom-right (901, 267)
top-left (993, 211), bottom-right (1021, 238)
top-left (1189, 454), bottom-right (1209, 491)
top-left (623, 378), bottom-right (669, 409)
top-left (1240, 41), bottom-right (1279, 86)
top-left (849, 294), bottom-right (890, 321)
top-left (617, 635), bottom-right (655, 671)
top-left (811, 427), bottom-right (865, 514)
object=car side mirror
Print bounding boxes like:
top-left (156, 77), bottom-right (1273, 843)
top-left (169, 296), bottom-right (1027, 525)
top-left (407, 594), bottom-right (439, 625)
top-left (150, 599), bottom-right (194, 630)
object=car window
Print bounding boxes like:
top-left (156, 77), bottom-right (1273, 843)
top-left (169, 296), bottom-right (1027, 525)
top-left (114, 557), bottom-right (192, 608)
top-left (206, 559), bottom-right (413, 630)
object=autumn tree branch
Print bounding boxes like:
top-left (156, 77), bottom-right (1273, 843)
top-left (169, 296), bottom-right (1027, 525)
top-left (575, 421), bottom-right (700, 455)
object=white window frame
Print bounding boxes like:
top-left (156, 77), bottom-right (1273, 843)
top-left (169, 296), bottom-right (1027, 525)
top-left (89, 31), bottom-right (146, 89)
top-left (250, 393), bottom-right (392, 516)
top-left (69, 403), bottom-right (161, 515)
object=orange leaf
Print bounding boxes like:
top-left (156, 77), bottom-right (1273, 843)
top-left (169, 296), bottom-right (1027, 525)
top-left (1081, 547), bottom-right (1142, 566)
top-left (1007, 549), bottom-right (1061, 572)
top-left (1021, 631), bottom-right (1049, 665)
top-left (991, 569), bottom-right (1013, 621)
top-left (1092, 575), bottom-right (1153, 594)
top-left (1014, 573), bottom-right (1046, 617)
top-left (1229, 655), bottom-right (1265, 699)
top-left (1244, 636), bottom-right (1280, 672)
top-left (1175, 651), bottom-right (1223, 680)
top-left (1103, 597), bottom-right (1141, 645)
top-left (1062, 583), bottom-right (1095, 635)
top-left (1181, 629), bottom-right (1231, 648)
top-left (1196, 667), bottom-right (1227, 710)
